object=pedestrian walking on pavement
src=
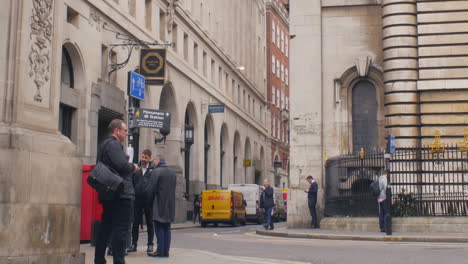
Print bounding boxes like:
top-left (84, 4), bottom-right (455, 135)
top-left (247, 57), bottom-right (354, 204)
top-left (378, 170), bottom-right (389, 232)
top-left (128, 149), bottom-right (155, 253)
top-left (305, 176), bottom-right (319, 229)
top-left (147, 155), bottom-right (176, 258)
top-left (94, 119), bottom-right (140, 264)
top-left (193, 194), bottom-right (201, 224)
top-left (260, 179), bottom-right (275, 230)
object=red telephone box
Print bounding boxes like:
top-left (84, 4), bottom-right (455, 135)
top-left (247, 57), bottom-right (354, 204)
top-left (80, 164), bottom-right (103, 242)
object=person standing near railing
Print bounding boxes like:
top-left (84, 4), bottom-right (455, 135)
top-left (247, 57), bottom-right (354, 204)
top-left (378, 170), bottom-right (388, 232)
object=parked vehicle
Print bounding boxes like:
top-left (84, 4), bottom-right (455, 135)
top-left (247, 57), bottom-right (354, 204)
top-left (228, 184), bottom-right (264, 224)
top-left (272, 187), bottom-right (287, 221)
top-left (200, 190), bottom-right (247, 227)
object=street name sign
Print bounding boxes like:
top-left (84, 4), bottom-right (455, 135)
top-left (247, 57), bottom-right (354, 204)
top-left (129, 71), bottom-right (145, 100)
top-left (208, 104), bottom-right (225, 113)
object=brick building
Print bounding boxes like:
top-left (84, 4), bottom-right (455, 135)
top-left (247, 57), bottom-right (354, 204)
top-left (266, 0), bottom-right (290, 188)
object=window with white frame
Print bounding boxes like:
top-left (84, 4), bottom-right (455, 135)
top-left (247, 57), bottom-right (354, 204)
top-left (281, 30), bottom-right (284, 53)
top-left (281, 90), bottom-right (285, 109)
top-left (272, 21), bottom-right (276, 44)
top-left (285, 68), bottom-right (289, 85)
top-left (271, 86), bottom-right (275, 105)
top-left (276, 60), bottom-right (280, 78)
top-left (276, 27), bottom-right (280, 48)
top-left (285, 38), bottom-right (289, 57)
top-left (272, 56), bottom-right (276, 74)
top-left (281, 64), bottom-right (284, 82)
top-left (277, 118), bottom-right (280, 140)
top-left (276, 89), bottom-right (280, 106)
top-left (286, 96), bottom-right (289, 110)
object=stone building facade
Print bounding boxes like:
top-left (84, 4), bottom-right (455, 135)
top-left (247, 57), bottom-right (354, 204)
top-left (0, 0), bottom-right (268, 262)
top-left (266, 0), bottom-right (290, 189)
top-left (288, 0), bottom-right (468, 227)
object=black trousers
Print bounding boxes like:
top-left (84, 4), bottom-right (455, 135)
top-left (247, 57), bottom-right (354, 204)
top-left (131, 198), bottom-right (154, 246)
top-left (193, 208), bottom-right (200, 223)
top-left (95, 198), bottom-right (132, 264)
top-left (154, 221), bottom-right (171, 255)
top-left (308, 200), bottom-right (318, 227)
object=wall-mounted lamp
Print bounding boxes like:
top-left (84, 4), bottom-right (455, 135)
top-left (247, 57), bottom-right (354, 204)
top-left (180, 125), bottom-right (194, 152)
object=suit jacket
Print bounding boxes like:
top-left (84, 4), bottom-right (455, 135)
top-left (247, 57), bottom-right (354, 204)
top-left (132, 162), bottom-right (155, 202)
top-left (260, 186), bottom-right (274, 209)
top-left (308, 181), bottom-right (318, 205)
top-left (97, 136), bottom-right (135, 200)
top-left (149, 163), bottom-right (176, 223)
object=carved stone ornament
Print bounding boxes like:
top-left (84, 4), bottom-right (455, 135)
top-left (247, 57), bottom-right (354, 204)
top-left (354, 55), bottom-right (373, 77)
top-left (29, 0), bottom-right (53, 103)
top-left (89, 9), bottom-right (103, 31)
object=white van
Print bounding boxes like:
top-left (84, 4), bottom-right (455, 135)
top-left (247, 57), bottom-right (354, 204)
top-left (228, 184), bottom-right (264, 224)
top-left (272, 187), bottom-right (286, 221)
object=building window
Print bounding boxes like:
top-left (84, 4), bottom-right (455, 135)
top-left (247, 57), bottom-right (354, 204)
top-left (243, 90), bottom-right (246, 108)
top-left (285, 38), bottom-right (289, 57)
top-left (231, 79), bottom-right (235, 100)
top-left (211, 59), bottom-right (215, 82)
top-left (285, 96), bottom-right (289, 110)
top-left (352, 80), bottom-right (378, 152)
top-left (61, 47), bottom-right (74, 88)
top-left (272, 20), bottom-right (276, 44)
top-left (276, 89), bottom-right (280, 106)
top-left (253, 99), bottom-right (256, 117)
top-left (277, 27), bottom-right (280, 48)
top-left (66, 6), bottom-right (79, 28)
top-left (271, 56), bottom-right (276, 74)
top-left (172, 23), bottom-right (178, 52)
top-left (281, 64), bottom-right (284, 82)
top-left (183, 33), bottom-right (189, 60)
top-left (101, 45), bottom-right (108, 80)
top-left (281, 30), bottom-right (284, 53)
top-left (238, 85), bottom-right (241, 104)
top-left (203, 51), bottom-right (207, 76)
top-left (194, 42), bottom-right (199, 69)
top-left (159, 10), bottom-right (166, 41)
top-left (276, 60), bottom-right (280, 78)
top-left (129, 0), bottom-right (136, 17)
top-left (225, 73), bottom-right (229, 93)
top-left (248, 95), bottom-right (251, 114)
top-left (271, 86), bottom-right (275, 105)
top-left (218, 67), bottom-right (222, 88)
top-left (59, 103), bottom-right (76, 141)
top-left (145, 0), bottom-right (152, 30)
top-left (285, 68), bottom-right (289, 85)
top-left (109, 50), bottom-right (117, 84)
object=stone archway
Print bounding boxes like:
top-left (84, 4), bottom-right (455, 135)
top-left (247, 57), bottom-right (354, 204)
top-left (204, 114), bottom-right (215, 189)
top-left (244, 138), bottom-right (252, 183)
top-left (233, 131), bottom-right (241, 183)
top-left (220, 123), bottom-right (229, 188)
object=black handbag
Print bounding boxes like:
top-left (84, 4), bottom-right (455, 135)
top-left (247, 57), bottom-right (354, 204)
top-left (87, 140), bottom-right (123, 200)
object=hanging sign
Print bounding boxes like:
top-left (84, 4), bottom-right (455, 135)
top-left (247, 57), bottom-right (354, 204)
top-left (140, 48), bottom-right (167, 85)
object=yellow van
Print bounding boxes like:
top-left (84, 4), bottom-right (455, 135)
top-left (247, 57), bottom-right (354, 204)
top-left (200, 190), bottom-right (247, 227)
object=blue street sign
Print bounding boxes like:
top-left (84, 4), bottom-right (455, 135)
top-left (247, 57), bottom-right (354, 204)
top-left (389, 135), bottom-right (396, 154)
top-left (129, 71), bottom-right (145, 100)
top-left (208, 104), bottom-right (224, 113)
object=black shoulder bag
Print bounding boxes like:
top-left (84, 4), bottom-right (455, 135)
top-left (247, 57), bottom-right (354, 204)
top-left (87, 139), bottom-right (124, 200)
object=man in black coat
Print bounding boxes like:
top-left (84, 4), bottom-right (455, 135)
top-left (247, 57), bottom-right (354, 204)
top-left (94, 119), bottom-right (139, 264)
top-left (305, 175), bottom-right (319, 228)
top-left (147, 155), bottom-right (176, 258)
top-left (260, 179), bottom-right (275, 230)
top-left (128, 149), bottom-right (155, 253)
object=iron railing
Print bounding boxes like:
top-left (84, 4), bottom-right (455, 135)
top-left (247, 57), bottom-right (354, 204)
top-left (324, 145), bottom-right (468, 217)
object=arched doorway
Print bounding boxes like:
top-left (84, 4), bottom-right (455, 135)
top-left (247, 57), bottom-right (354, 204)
top-left (158, 83), bottom-right (178, 164)
top-left (220, 123), bottom-right (229, 188)
top-left (352, 80), bottom-right (378, 153)
top-left (183, 102), bottom-right (197, 196)
top-left (244, 138), bottom-right (252, 183)
top-left (204, 114), bottom-right (214, 189)
top-left (233, 131), bottom-right (241, 183)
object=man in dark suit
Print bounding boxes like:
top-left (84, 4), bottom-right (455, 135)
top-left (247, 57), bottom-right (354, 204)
top-left (128, 149), bottom-right (155, 253)
top-left (260, 179), bottom-right (275, 230)
top-left (94, 119), bottom-right (139, 264)
top-left (147, 155), bottom-right (176, 258)
top-left (305, 175), bottom-right (319, 228)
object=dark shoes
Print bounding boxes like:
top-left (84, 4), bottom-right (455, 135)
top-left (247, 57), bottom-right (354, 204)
top-left (127, 245), bottom-right (137, 252)
top-left (269, 225), bottom-right (274, 230)
top-left (147, 245), bottom-right (154, 253)
top-left (263, 224), bottom-right (269, 230)
top-left (148, 251), bottom-right (169, 258)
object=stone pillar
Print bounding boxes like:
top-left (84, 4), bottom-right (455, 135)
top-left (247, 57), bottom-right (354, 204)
top-left (288, 1), bottom-right (323, 228)
top-left (0, 0), bottom-right (84, 263)
top-left (382, 0), bottom-right (420, 147)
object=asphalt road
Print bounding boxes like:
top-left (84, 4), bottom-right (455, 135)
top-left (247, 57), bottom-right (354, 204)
top-left (82, 222), bottom-right (468, 264)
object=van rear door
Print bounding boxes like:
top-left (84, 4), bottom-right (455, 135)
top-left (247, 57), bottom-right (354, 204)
top-left (202, 190), bottom-right (231, 220)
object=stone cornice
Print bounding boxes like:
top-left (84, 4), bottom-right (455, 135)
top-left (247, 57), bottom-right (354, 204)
top-left (266, 0), bottom-right (289, 27)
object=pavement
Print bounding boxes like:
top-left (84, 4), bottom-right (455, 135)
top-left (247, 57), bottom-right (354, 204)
top-left (256, 226), bottom-right (468, 243)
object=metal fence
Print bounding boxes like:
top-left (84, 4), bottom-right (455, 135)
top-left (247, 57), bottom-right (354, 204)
top-left (390, 146), bottom-right (468, 217)
top-left (324, 150), bottom-right (385, 217)
top-left (324, 146), bottom-right (468, 217)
